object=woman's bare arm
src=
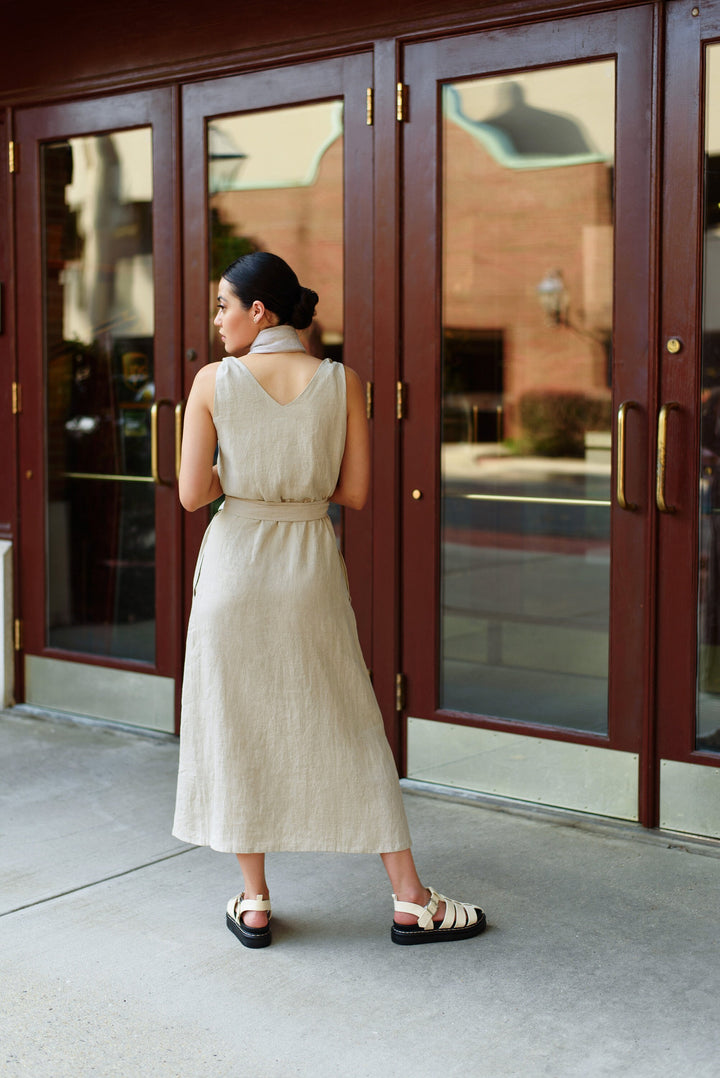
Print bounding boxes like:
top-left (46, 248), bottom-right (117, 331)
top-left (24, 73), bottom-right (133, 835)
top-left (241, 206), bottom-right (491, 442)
top-left (331, 366), bottom-right (370, 511)
top-left (178, 363), bottom-right (224, 512)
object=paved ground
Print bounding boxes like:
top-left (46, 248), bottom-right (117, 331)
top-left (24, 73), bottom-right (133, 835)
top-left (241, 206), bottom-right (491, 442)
top-left (2, 706), bottom-right (720, 1077)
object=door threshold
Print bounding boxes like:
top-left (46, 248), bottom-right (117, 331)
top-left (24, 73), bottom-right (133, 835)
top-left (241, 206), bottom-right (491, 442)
top-left (3, 703), bottom-right (178, 743)
top-left (400, 778), bottom-right (720, 858)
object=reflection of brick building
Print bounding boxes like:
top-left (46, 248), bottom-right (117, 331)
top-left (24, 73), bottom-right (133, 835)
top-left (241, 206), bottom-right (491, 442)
top-left (211, 100), bottom-right (613, 441)
top-left (443, 117), bottom-right (613, 438)
top-left (211, 136), bottom-right (345, 360)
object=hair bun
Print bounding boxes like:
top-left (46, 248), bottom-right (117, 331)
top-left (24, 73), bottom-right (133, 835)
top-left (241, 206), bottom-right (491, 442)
top-left (291, 287), bottom-right (318, 330)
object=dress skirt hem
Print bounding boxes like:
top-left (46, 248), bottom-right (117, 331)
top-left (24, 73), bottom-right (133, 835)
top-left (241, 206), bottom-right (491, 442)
top-left (170, 830), bottom-right (412, 856)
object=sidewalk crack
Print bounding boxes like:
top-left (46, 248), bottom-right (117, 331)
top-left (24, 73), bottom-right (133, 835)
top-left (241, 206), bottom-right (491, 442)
top-left (0, 845), bottom-right (199, 918)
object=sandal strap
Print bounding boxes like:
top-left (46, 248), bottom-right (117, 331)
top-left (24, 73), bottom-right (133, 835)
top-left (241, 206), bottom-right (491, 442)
top-left (228, 892), bottom-right (272, 919)
top-left (239, 892), bottom-right (272, 914)
top-left (436, 892), bottom-right (478, 930)
top-left (392, 886), bottom-right (479, 931)
top-left (392, 887), bottom-right (441, 930)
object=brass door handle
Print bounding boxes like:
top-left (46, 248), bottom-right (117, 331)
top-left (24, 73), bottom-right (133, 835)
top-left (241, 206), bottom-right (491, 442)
top-left (617, 401), bottom-right (639, 511)
top-left (656, 402), bottom-right (680, 513)
top-left (150, 399), bottom-right (174, 486)
top-left (174, 400), bottom-right (185, 480)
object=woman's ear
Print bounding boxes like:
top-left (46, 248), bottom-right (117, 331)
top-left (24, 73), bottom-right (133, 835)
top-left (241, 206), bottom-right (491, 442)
top-left (252, 301), bottom-right (265, 324)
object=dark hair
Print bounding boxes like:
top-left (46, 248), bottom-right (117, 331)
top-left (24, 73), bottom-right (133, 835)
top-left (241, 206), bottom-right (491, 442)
top-left (222, 251), bottom-right (318, 330)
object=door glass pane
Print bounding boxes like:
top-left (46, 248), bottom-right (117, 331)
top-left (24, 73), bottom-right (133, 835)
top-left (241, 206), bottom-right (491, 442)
top-left (42, 129), bottom-right (156, 662)
top-left (207, 103), bottom-right (345, 541)
top-left (698, 43), bottom-right (720, 751)
top-left (441, 62), bottom-right (615, 733)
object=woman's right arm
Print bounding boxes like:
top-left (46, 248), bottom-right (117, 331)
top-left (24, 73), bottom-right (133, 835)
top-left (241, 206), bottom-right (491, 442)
top-left (178, 363), bottom-right (223, 512)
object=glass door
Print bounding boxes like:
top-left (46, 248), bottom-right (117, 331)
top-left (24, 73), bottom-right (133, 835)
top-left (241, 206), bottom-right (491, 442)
top-left (181, 55), bottom-right (375, 655)
top-left (656, 4), bottom-right (720, 837)
top-left (401, 8), bottom-right (658, 821)
top-left (15, 90), bottom-right (181, 732)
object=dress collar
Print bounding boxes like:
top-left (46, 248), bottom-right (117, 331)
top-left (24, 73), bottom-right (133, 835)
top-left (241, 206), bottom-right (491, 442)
top-left (247, 325), bottom-right (305, 354)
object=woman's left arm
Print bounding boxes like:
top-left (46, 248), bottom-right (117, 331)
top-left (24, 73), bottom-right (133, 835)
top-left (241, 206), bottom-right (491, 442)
top-left (330, 366), bottom-right (370, 510)
top-left (178, 362), bottom-right (223, 512)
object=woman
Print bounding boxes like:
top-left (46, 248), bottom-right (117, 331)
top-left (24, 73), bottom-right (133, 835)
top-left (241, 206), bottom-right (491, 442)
top-left (172, 251), bottom-right (485, 948)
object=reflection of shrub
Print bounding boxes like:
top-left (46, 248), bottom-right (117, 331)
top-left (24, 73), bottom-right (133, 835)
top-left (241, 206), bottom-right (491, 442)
top-left (518, 390), bottom-right (611, 457)
top-left (210, 209), bottom-right (258, 280)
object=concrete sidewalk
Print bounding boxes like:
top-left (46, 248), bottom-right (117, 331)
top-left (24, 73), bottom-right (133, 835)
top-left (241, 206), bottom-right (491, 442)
top-left (2, 707), bottom-right (719, 1078)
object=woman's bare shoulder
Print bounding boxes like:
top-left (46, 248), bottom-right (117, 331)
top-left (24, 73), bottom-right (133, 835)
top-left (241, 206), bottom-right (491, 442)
top-left (340, 363), bottom-right (361, 382)
top-left (186, 361), bottom-right (222, 411)
top-left (340, 364), bottom-right (364, 402)
top-left (192, 360), bottom-right (222, 390)
top-left (194, 360), bottom-right (222, 381)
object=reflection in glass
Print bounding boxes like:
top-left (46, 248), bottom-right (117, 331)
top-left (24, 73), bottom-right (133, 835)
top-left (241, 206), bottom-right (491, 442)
top-left (42, 130), bottom-right (156, 662)
top-left (208, 102), bottom-right (345, 541)
top-left (698, 45), bottom-right (720, 751)
top-left (441, 63), bottom-right (615, 732)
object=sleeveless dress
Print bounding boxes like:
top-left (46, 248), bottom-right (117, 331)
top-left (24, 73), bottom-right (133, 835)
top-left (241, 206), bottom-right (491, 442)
top-left (172, 334), bottom-right (412, 855)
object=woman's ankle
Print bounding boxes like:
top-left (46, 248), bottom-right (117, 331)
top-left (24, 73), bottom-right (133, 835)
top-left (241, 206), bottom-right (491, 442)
top-left (393, 885), bottom-right (429, 907)
top-left (393, 887), bottom-right (447, 925)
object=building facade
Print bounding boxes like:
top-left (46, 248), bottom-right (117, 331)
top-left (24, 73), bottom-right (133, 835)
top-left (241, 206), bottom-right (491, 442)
top-left (2, 0), bottom-right (720, 838)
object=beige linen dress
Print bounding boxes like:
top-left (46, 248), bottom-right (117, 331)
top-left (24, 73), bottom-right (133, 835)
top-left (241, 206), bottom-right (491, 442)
top-left (172, 348), bottom-right (411, 854)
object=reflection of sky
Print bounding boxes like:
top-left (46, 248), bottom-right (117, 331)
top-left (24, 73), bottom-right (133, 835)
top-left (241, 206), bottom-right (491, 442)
top-left (66, 129), bottom-right (153, 204)
top-left (208, 101), bottom-right (343, 192)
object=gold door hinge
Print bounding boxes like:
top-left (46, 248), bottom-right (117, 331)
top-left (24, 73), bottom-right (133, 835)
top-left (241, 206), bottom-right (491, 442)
top-left (12, 382), bottom-right (22, 415)
top-left (8, 140), bottom-right (17, 173)
top-left (14, 619), bottom-right (23, 652)
top-left (366, 87), bottom-right (373, 126)
top-left (396, 83), bottom-right (408, 122)
top-left (365, 380), bottom-right (374, 419)
top-left (396, 381), bottom-right (407, 420)
top-left (395, 672), bottom-right (407, 712)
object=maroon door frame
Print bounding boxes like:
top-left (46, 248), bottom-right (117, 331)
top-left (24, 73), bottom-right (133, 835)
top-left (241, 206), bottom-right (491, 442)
top-left (400, 7), bottom-right (662, 821)
top-left (180, 55), bottom-right (377, 685)
top-left (372, 39), bottom-right (405, 753)
top-left (0, 106), bottom-right (16, 543)
top-left (656, 1), bottom-right (720, 774)
top-left (14, 89), bottom-right (183, 703)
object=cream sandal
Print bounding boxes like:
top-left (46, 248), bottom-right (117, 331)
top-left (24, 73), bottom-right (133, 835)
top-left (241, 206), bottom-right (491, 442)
top-left (226, 892), bottom-right (272, 949)
top-left (391, 886), bottom-right (486, 945)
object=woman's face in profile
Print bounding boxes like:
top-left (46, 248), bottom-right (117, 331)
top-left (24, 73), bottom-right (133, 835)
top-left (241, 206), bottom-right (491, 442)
top-left (214, 279), bottom-right (256, 355)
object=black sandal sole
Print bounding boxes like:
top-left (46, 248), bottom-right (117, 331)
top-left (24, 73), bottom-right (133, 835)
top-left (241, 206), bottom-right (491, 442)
top-left (391, 908), bottom-right (486, 945)
top-left (226, 912), bottom-right (272, 949)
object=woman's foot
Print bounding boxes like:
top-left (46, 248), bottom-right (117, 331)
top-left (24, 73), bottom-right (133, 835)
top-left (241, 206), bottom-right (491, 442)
top-left (391, 886), bottom-right (486, 945)
top-left (241, 903), bottom-right (269, 930)
top-left (226, 892), bottom-right (272, 948)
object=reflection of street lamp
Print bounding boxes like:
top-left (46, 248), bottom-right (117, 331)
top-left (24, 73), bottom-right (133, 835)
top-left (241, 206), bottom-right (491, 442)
top-left (536, 269), bottom-right (570, 325)
top-left (536, 268), bottom-right (611, 384)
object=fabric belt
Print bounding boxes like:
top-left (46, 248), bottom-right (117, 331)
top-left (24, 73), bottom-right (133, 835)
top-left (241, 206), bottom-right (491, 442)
top-left (193, 497), bottom-right (329, 595)
top-left (221, 496), bottom-right (329, 521)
